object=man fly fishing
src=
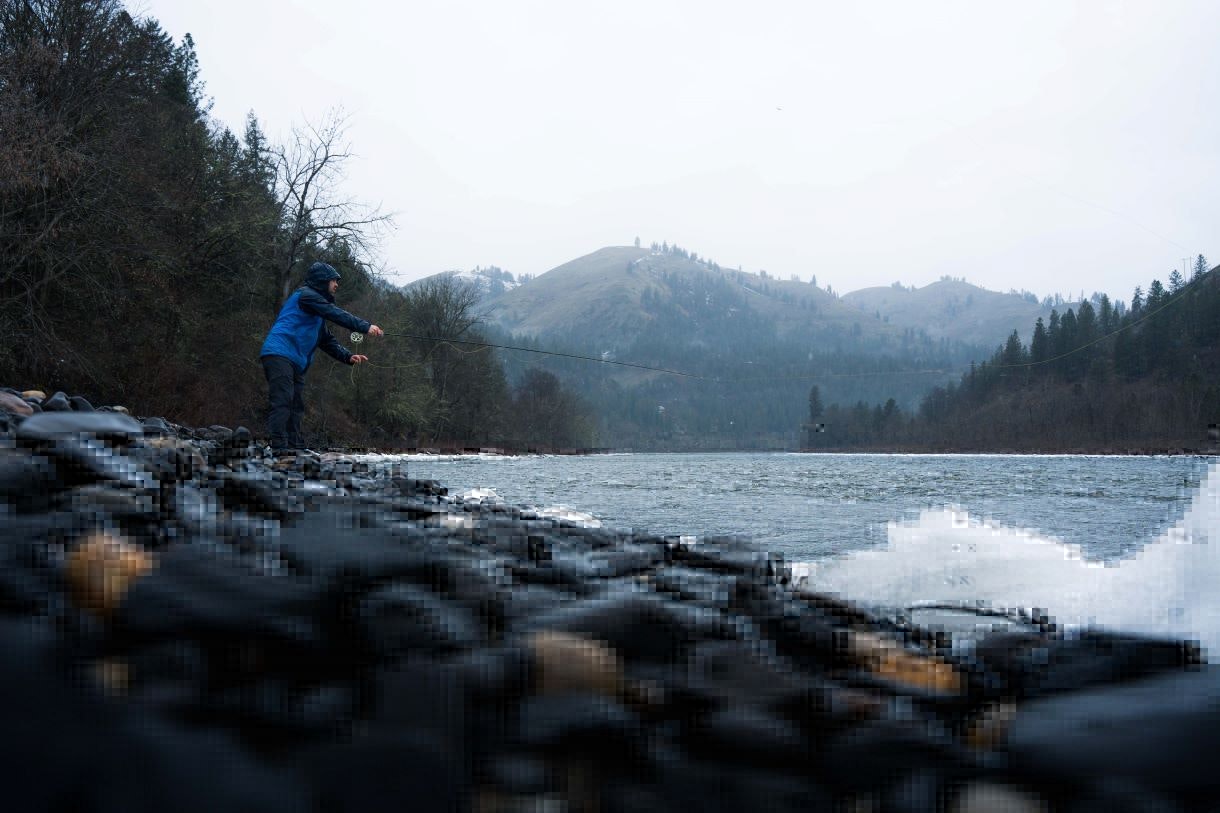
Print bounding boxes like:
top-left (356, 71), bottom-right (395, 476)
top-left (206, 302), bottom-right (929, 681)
top-left (259, 261), bottom-right (384, 455)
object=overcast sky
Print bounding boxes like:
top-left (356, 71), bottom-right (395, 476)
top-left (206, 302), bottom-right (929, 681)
top-left (140, 1), bottom-right (1218, 301)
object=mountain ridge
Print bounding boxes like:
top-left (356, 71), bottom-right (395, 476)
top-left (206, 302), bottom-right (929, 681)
top-left (411, 245), bottom-right (1065, 356)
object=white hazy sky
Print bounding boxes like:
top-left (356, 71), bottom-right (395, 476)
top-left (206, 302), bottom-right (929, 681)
top-left (140, 1), bottom-right (1218, 301)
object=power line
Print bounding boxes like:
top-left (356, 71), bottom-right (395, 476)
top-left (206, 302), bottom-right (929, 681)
top-left (355, 273), bottom-right (1204, 385)
top-left (365, 332), bottom-right (950, 383)
top-left (985, 276), bottom-right (1198, 372)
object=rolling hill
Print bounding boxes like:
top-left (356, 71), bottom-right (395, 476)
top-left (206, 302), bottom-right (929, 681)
top-left (842, 280), bottom-right (1059, 348)
top-left (408, 246), bottom-right (1066, 449)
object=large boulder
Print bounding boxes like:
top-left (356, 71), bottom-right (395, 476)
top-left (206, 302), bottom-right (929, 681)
top-left (0, 391), bottom-right (33, 417)
top-left (41, 391), bottom-right (72, 412)
top-left (68, 395), bottom-right (95, 412)
top-left (141, 417), bottom-right (173, 437)
top-left (16, 412), bottom-right (144, 444)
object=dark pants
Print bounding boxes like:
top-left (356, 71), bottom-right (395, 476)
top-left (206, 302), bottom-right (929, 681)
top-left (262, 355), bottom-right (306, 451)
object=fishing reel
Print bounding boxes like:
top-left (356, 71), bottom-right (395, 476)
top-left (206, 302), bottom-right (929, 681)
top-left (350, 331), bottom-right (364, 343)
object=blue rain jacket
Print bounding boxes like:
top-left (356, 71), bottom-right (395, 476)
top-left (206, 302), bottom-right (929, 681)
top-left (260, 266), bottom-right (371, 373)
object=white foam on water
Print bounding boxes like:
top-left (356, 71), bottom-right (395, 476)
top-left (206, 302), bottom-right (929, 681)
top-left (535, 505), bottom-right (602, 528)
top-left (804, 461), bottom-right (1220, 652)
top-left (460, 487), bottom-right (503, 503)
top-left (351, 452), bottom-right (513, 464)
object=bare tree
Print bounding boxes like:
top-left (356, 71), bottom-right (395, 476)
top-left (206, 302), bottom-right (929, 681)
top-left (270, 110), bottom-right (393, 305)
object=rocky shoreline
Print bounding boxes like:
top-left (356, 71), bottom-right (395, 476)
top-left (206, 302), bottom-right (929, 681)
top-left (1, 387), bottom-right (1216, 812)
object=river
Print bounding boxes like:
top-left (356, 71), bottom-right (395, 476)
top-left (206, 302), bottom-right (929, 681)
top-left (362, 452), bottom-right (1220, 650)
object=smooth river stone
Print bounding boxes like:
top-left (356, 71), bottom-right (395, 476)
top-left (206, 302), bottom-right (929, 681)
top-left (16, 411), bottom-right (144, 444)
top-left (0, 391), bottom-right (34, 416)
top-left (41, 391), bottom-right (72, 412)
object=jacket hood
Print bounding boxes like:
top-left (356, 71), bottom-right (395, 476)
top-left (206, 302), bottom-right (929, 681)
top-left (305, 262), bottom-right (340, 293)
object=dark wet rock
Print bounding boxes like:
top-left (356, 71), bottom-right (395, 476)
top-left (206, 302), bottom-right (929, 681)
top-left (1003, 668), bottom-right (1220, 807)
top-left (194, 424), bottom-right (233, 442)
top-left (670, 535), bottom-right (787, 581)
top-left (522, 592), bottom-right (741, 663)
top-left (516, 691), bottom-right (644, 756)
top-left (0, 390), bottom-right (34, 416)
top-left (651, 566), bottom-right (738, 608)
top-left (0, 618), bottom-right (310, 813)
top-left (68, 395), bottom-right (94, 412)
top-left (17, 411), bottom-right (144, 444)
top-left (684, 704), bottom-right (809, 770)
top-left (0, 520), bottom-right (69, 613)
top-left (647, 755), bottom-right (834, 813)
top-left (56, 483), bottom-right (161, 537)
top-left (41, 391), bottom-right (72, 412)
top-left (208, 428), bottom-right (255, 466)
top-left (0, 381), bottom-right (1210, 810)
top-left (819, 720), bottom-right (979, 796)
top-left (142, 416), bottom-right (173, 436)
top-left (391, 476), bottom-right (447, 497)
top-left (133, 437), bottom-right (206, 484)
top-left (32, 436), bottom-right (158, 493)
top-left (115, 542), bottom-right (324, 647)
top-left (484, 754), bottom-right (554, 796)
top-left (213, 471), bottom-right (295, 520)
top-left (295, 730), bottom-right (462, 813)
top-left (974, 629), bottom-right (1203, 701)
top-left (356, 582), bottom-right (485, 658)
top-left (0, 450), bottom-right (64, 508)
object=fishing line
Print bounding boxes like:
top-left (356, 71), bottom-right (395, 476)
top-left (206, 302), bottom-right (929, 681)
top-left (346, 330), bottom-right (952, 382)
top-left (985, 275), bottom-right (1199, 372)
top-left (343, 270), bottom-right (1203, 385)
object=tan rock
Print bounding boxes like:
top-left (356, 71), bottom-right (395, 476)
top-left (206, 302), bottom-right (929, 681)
top-left (92, 658), bottom-right (132, 695)
top-left (528, 630), bottom-right (625, 698)
top-left (20, 390), bottom-right (46, 400)
top-left (952, 782), bottom-right (1046, 813)
top-left (144, 436), bottom-right (206, 475)
top-left (966, 702), bottom-right (1019, 750)
top-left (65, 532), bottom-right (155, 617)
top-left (848, 630), bottom-right (964, 694)
top-left (0, 391), bottom-right (33, 416)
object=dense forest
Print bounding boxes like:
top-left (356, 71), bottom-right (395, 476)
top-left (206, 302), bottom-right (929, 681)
top-left (803, 257), bottom-right (1220, 453)
top-left (0, 0), bottom-right (592, 450)
top-left (481, 250), bottom-right (980, 450)
top-left (6, 0), bottom-right (1212, 455)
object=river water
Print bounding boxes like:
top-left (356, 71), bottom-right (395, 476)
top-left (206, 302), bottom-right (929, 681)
top-left (363, 452), bottom-right (1220, 650)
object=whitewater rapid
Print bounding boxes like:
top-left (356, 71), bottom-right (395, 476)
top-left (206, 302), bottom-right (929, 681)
top-left (801, 460), bottom-right (1220, 653)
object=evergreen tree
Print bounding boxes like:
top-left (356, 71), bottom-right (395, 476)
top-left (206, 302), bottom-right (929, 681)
top-left (808, 385), bottom-right (824, 421)
top-left (1098, 294), bottom-right (1115, 334)
top-left (1030, 317), bottom-right (1049, 364)
top-left (1193, 254), bottom-right (1209, 280)
top-left (1000, 330), bottom-right (1025, 368)
top-left (1146, 279), bottom-right (1165, 309)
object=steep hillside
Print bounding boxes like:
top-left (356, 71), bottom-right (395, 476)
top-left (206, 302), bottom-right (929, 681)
top-left (408, 247), bottom-right (1086, 449)
top-left (808, 265), bottom-right (1220, 453)
top-left (484, 246), bottom-right (924, 355)
top-left (842, 280), bottom-right (1063, 348)
top-left (486, 247), bottom-right (656, 339)
top-left (470, 247), bottom-right (979, 448)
